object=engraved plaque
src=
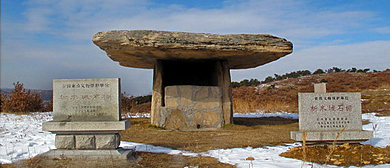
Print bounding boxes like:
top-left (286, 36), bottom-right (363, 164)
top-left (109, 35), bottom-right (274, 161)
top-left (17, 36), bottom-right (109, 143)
top-left (53, 78), bottom-right (120, 122)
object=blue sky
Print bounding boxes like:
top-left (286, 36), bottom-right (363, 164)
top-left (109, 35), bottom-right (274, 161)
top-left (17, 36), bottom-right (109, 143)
top-left (1, 0), bottom-right (390, 95)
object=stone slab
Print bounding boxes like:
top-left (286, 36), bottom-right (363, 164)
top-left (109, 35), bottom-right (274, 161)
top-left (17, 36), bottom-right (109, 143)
top-left (290, 131), bottom-right (373, 141)
top-left (75, 135), bottom-right (95, 149)
top-left (55, 135), bottom-right (75, 149)
top-left (41, 148), bottom-right (138, 160)
top-left (314, 83), bottom-right (326, 93)
top-left (298, 92), bottom-right (362, 131)
top-left (42, 120), bottom-right (130, 133)
top-left (95, 134), bottom-right (120, 149)
top-left (162, 85), bottom-right (223, 130)
top-left (53, 78), bottom-right (120, 122)
top-left (92, 30), bottom-right (293, 69)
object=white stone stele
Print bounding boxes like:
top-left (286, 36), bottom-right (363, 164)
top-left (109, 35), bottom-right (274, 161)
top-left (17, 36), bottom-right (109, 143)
top-left (43, 78), bottom-right (135, 160)
top-left (52, 78), bottom-right (120, 122)
top-left (291, 92), bottom-right (373, 142)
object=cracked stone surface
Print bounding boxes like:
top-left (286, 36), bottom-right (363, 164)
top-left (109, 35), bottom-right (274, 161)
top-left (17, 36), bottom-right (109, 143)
top-left (92, 30), bottom-right (293, 69)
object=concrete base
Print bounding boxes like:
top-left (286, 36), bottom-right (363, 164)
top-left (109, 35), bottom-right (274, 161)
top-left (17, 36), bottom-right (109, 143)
top-left (41, 148), bottom-right (138, 160)
top-left (291, 130), bottom-right (373, 142)
top-left (42, 120), bottom-right (130, 133)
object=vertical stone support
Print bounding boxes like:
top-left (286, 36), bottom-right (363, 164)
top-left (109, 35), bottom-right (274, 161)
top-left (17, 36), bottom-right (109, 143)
top-left (216, 60), bottom-right (233, 125)
top-left (151, 60), bottom-right (164, 126)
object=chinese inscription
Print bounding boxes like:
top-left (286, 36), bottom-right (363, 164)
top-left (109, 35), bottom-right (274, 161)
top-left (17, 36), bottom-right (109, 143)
top-left (62, 83), bottom-right (110, 89)
top-left (298, 92), bottom-right (361, 131)
top-left (53, 78), bottom-right (120, 121)
top-left (310, 104), bottom-right (352, 112)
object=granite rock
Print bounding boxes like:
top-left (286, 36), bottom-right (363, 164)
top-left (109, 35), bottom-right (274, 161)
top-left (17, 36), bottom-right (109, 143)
top-left (92, 30), bottom-right (293, 69)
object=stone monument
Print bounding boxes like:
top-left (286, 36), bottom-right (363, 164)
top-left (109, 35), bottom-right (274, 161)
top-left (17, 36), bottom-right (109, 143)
top-left (93, 30), bottom-right (293, 129)
top-left (291, 84), bottom-right (373, 142)
top-left (42, 78), bottom-right (134, 160)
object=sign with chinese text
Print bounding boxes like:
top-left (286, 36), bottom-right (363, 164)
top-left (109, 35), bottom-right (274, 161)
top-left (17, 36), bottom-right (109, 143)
top-left (53, 78), bottom-right (120, 122)
top-left (298, 92), bottom-right (361, 131)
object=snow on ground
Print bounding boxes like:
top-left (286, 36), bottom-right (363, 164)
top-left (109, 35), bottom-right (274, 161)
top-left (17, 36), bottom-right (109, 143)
top-left (0, 112), bottom-right (55, 164)
top-left (233, 111), bottom-right (298, 119)
top-left (122, 112), bottom-right (151, 119)
top-left (1, 112), bottom-right (390, 168)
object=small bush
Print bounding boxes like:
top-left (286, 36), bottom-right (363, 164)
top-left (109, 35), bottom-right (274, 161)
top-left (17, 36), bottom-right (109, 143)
top-left (1, 82), bottom-right (44, 113)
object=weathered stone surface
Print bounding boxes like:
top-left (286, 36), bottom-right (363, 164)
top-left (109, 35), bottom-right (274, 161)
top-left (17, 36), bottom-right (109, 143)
top-left (195, 87), bottom-right (210, 100)
top-left (165, 109), bottom-right (188, 130)
top-left (75, 135), bottom-right (95, 149)
top-left (165, 86), bottom-right (178, 98)
top-left (55, 135), bottom-right (75, 149)
top-left (298, 93), bottom-right (362, 131)
top-left (179, 86), bottom-right (193, 107)
top-left (42, 148), bottom-right (138, 161)
top-left (95, 134), bottom-right (120, 149)
top-left (161, 85), bottom-right (223, 129)
top-left (165, 98), bottom-right (179, 108)
top-left (151, 61), bottom-right (163, 126)
top-left (75, 135), bottom-right (96, 149)
top-left (191, 112), bottom-right (203, 128)
top-left (52, 78), bottom-right (120, 122)
top-left (93, 30), bottom-right (293, 69)
top-left (291, 91), bottom-right (373, 142)
top-left (203, 111), bottom-right (221, 127)
top-left (193, 97), bottom-right (221, 110)
top-left (314, 83), bottom-right (326, 93)
top-left (216, 61), bottom-right (233, 125)
top-left (210, 87), bottom-right (221, 96)
top-left (43, 120), bottom-right (130, 133)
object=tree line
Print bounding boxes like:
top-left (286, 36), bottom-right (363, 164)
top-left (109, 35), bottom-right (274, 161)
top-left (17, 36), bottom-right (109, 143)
top-left (232, 67), bottom-right (380, 88)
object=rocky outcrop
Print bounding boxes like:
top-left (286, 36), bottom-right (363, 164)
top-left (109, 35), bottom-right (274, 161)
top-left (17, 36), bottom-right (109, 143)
top-left (93, 30), bottom-right (293, 69)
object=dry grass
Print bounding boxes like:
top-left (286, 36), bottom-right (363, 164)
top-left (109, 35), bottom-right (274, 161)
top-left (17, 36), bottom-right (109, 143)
top-left (120, 117), bottom-right (298, 153)
top-left (233, 98), bottom-right (294, 113)
top-left (281, 144), bottom-right (390, 167)
top-left (138, 152), bottom-right (234, 168)
top-left (2, 152), bottom-right (233, 168)
top-left (129, 102), bottom-right (151, 113)
top-left (361, 85), bottom-right (390, 115)
top-left (232, 70), bottom-right (390, 114)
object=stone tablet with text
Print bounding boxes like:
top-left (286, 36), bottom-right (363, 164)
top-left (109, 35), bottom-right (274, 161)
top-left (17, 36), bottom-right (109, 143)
top-left (291, 92), bottom-right (372, 142)
top-left (53, 78), bottom-right (120, 122)
top-left (298, 92), bottom-right (361, 131)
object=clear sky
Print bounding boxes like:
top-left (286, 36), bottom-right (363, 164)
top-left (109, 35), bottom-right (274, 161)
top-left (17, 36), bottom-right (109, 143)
top-left (1, 0), bottom-right (390, 95)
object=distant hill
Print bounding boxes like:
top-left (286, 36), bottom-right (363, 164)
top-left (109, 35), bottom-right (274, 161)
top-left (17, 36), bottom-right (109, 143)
top-left (1, 88), bottom-right (53, 102)
top-left (233, 70), bottom-right (390, 115)
top-left (0, 89), bottom-right (11, 95)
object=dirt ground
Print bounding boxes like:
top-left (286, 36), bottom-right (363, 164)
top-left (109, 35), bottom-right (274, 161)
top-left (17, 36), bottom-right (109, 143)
top-left (120, 117), bottom-right (298, 152)
top-left (281, 143), bottom-right (390, 167)
top-left (2, 152), bottom-right (233, 168)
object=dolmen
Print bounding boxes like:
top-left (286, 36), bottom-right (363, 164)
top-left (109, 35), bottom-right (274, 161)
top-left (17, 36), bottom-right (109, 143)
top-left (93, 30), bottom-right (293, 130)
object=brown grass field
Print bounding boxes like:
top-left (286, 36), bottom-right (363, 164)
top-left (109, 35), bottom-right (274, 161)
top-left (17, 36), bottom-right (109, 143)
top-left (233, 70), bottom-right (390, 114)
top-left (120, 117), bottom-right (298, 153)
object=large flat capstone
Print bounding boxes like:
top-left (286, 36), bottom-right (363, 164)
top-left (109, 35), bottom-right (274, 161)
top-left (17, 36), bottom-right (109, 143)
top-left (92, 30), bottom-right (293, 69)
